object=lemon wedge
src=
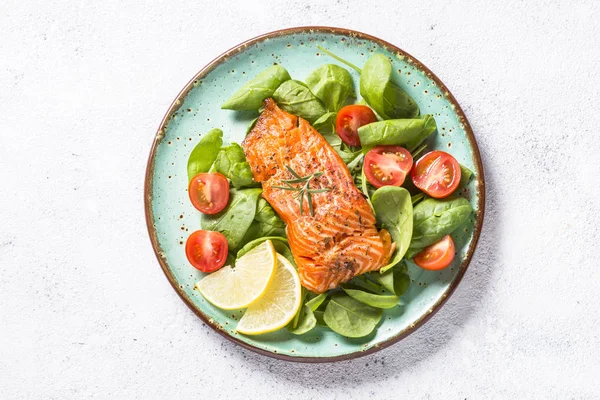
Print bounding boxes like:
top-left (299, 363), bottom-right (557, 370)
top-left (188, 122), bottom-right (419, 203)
top-left (195, 240), bottom-right (276, 310)
top-left (236, 254), bottom-right (301, 335)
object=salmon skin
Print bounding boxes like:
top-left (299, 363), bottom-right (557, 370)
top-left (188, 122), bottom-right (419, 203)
top-left (242, 99), bottom-right (393, 293)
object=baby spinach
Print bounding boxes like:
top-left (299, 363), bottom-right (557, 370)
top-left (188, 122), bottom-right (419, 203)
top-left (253, 198), bottom-right (286, 237)
top-left (200, 188), bottom-right (262, 252)
top-left (187, 128), bottom-right (223, 181)
top-left (236, 236), bottom-right (289, 259)
top-left (288, 305), bottom-right (317, 335)
top-left (306, 64), bottom-right (354, 112)
top-left (393, 270), bottom-right (410, 297)
top-left (313, 310), bottom-right (327, 326)
top-left (213, 143), bottom-right (255, 188)
top-left (357, 115), bottom-right (437, 151)
top-left (371, 186), bottom-right (413, 273)
top-left (369, 263), bottom-right (410, 296)
top-left (360, 54), bottom-right (419, 119)
top-left (245, 117), bottom-right (258, 135)
top-left (342, 288), bottom-right (399, 309)
top-left (222, 65), bottom-right (291, 110)
top-left (313, 111), bottom-right (337, 135)
top-left (272, 80), bottom-right (327, 123)
top-left (306, 293), bottom-right (327, 311)
top-left (316, 45), bottom-right (362, 74)
top-left (410, 197), bottom-right (473, 250)
top-left (459, 164), bottom-right (473, 188)
top-left (323, 293), bottom-right (382, 338)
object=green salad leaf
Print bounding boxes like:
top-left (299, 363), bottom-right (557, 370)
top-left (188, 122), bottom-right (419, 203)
top-left (459, 164), bottom-right (474, 188)
top-left (410, 197), bottom-right (473, 251)
top-left (342, 288), bottom-right (399, 309)
top-left (371, 186), bottom-right (413, 273)
top-left (254, 198), bottom-right (286, 237)
top-left (213, 143), bottom-right (255, 188)
top-left (306, 64), bottom-right (354, 112)
top-left (236, 236), bottom-right (289, 259)
top-left (323, 293), bottom-right (382, 338)
top-left (200, 188), bottom-right (262, 252)
top-left (187, 128), bottom-right (223, 181)
top-left (313, 111), bottom-right (337, 134)
top-left (358, 115), bottom-right (437, 151)
top-left (287, 304), bottom-right (317, 335)
top-left (306, 293), bottom-right (327, 311)
top-left (222, 65), bottom-right (291, 110)
top-left (272, 80), bottom-right (327, 123)
top-left (360, 54), bottom-right (419, 119)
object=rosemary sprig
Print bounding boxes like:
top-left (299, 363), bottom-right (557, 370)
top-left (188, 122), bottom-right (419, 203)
top-left (272, 166), bottom-right (330, 216)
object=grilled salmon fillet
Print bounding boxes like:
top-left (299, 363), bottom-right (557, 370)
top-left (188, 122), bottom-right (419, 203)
top-left (242, 99), bottom-right (393, 293)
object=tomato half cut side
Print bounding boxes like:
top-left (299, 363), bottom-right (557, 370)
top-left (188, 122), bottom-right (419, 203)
top-left (188, 172), bottom-right (230, 214)
top-left (335, 105), bottom-right (377, 146)
top-left (364, 146), bottom-right (413, 188)
top-left (411, 151), bottom-right (461, 198)
top-left (185, 230), bottom-right (229, 273)
top-left (413, 235), bottom-right (456, 271)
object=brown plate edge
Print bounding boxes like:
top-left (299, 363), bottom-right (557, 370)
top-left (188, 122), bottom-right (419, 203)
top-left (144, 26), bottom-right (486, 363)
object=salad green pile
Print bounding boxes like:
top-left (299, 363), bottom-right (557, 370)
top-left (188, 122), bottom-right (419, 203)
top-left (187, 48), bottom-right (474, 338)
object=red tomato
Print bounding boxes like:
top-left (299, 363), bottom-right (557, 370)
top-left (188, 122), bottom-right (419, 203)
top-left (411, 151), bottom-right (461, 198)
top-left (335, 105), bottom-right (377, 146)
top-left (188, 173), bottom-right (230, 214)
top-left (364, 146), bottom-right (413, 188)
top-left (185, 230), bottom-right (228, 272)
top-left (414, 235), bottom-right (456, 270)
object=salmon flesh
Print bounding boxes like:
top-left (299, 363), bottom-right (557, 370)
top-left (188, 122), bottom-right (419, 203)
top-left (242, 99), bottom-right (393, 293)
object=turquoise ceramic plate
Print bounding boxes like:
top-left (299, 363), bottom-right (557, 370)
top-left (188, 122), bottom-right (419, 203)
top-left (145, 27), bottom-right (485, 362)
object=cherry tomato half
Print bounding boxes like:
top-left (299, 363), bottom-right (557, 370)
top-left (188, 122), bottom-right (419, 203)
top-left (414, 235), bottom-right (456, 270)
top-left (335, 105), bottom-right (377, 146)
top-left (188, 173), bottom-right (230, 214)
top-left (364, 146), bottom-right (413, 188)
top-left (411, 151), bottom-right (461, 198)
top-left (185, 230), bottom-right (228, 272)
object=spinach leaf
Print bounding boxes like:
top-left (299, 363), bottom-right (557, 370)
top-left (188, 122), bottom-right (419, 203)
top-left (372, 186), bottom-right (413, 273)
top-left (459, 164), bottom-right (473, 188)
top-left (272, 80), bottom-right (327, 123)
top-left (342, 288), bottom-right (399, 309)
top-left (313, 112), bottom-right (337, 135)
top-left (222, 65), bottom-right (291, 110)
top-left (306, 293), bottom-right (327, 311)
top-left (200, 188), bottom-right (262, 252)
top-left (360, 166), bottom-right (375, 212)
top-left (187, 128), bottom-right (223, 181)
top-left (360, 54), bottom-right (419, 119)
top-left (287, 305), bottom-right (317, 335)
top-left (317, 45), bottom-right (362, 74)
top-left (213, 143), bottom-right (255, 188)
top-left (246, 117), bottom-right (258, 135)
top-left (369, 263), bottom-right (410, 296)
top-left (236, 236), bottom-right (289, 259)
top-left (323, 293), bottom-right (382, 338)
top-left (393, 270), bottom-right (410, 297)
top-left (369, 269), bottom-right (394, 293)
top-left (313, 310), bottom-right (327, 326)
top-left (357, 115), bottom-right (437, 151)
top-left (254, 198), bottom-right (286, 238)
top-left (306, 64), bottom-right (354, 112)
top-left (410, 197), bottom-right (473, 250)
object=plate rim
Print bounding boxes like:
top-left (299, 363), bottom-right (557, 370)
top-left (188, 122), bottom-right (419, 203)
top-left (144, 26), bottom-right (486, 363)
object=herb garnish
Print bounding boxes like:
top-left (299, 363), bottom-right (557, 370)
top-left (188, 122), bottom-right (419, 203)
top-left (272, 166), bottom-right (330, 216)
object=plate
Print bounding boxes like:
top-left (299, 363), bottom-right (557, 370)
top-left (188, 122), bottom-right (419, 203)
top-left (145, 27), bottom-right (485, 362)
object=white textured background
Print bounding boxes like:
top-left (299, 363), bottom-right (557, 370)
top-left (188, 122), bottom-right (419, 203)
top-left (2, 1), bottom-right (600, 399)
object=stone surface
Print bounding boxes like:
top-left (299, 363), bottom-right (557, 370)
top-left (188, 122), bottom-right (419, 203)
top-left (1, 1), bottom-right (599, 398)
